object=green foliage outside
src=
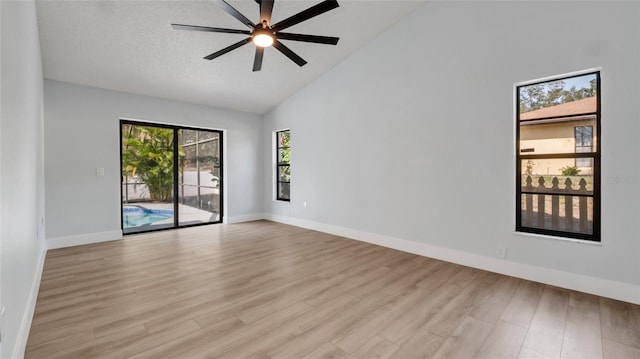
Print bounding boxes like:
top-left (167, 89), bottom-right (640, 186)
top-left (560, 166), bottom-right (581, 176)
top-left (519, 78), bottom-right (597, 113)
top-left (278, 130), bottom-right (291, 182)
top-left (122, 125), bottom-right (184, 201)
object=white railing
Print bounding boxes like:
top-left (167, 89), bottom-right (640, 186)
top-left (521, 175), bottom-right (592, 234)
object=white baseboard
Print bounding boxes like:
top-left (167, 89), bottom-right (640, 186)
top-left (226, 213), bottom-right (267, 224)
top-left (265, 214), bottom-right (640, 305)
top-left (47, 230), bottom-right (123, 249)
top-left (12, 245), bottom-right (47, 359)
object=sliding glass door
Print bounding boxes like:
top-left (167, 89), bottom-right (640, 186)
top-left (121, 121), bottom-right (223, 234)
top-left (178, 129), bottom-right (221, 226)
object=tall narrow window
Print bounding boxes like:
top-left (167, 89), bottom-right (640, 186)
top-left (516, 71), bottom-right (600, 241)
top-left (276, 129), bottom-right (290, 201)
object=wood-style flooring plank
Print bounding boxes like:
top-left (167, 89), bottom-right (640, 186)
top-left (188, 292), bottom-right (373, 358)
top-left (561, 304), bottom-right (602, 358)
top-left (379, 283), bottom-right (462, 346)
top-left (602, 339), bottom-right (640, 359)
top-left (266, 291), bottom-right (396, 359)
top-left (518, 347), bottom-right (556, 359)
top-left (423, 271), bottom-right (499, 337)
top-left (600, 297), bottom-right (640, 349)
top-left (302, 342), bottom-right (348, 359)
top-left (469, 275), bottom-right (521, 324)
top-left (103, 319), bottom-right (201, 359)
top-left (346, 335), bottom-right (399, 359)
top-left (521, 286), bottom-right (570, 358)
top-left (390, 329), bottom-right (445, 359)
top-left (500, 280), bottom-right (545, 328)
top-left (476, 320), bottom-right (528, 359)
top-left (331, 285), bottom-right (431, 353)
top-left (130, 315), bottom-right (246, 358)
top-left (25, 221), bottom-right (640, 359)
top-left (431, 316), bottom-right (494, 359)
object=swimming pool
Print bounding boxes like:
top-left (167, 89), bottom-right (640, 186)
top-left (123, 207), bottom-right (174, 228)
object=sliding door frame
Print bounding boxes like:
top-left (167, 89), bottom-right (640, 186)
top-left (120, 119), bottom-right (224, 234)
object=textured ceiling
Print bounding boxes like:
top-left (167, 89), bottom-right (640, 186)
top-left (35, 0), bottom-right (425, 114)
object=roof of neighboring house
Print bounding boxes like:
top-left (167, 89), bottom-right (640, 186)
top-left (520, 96), bottom-right (597, 121)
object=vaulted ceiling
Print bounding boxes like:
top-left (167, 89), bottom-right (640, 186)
top-left (36, 0), bottom-right (425, 114)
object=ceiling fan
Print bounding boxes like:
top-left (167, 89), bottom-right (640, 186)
top-left (172, 0), bottom-right (340, 72)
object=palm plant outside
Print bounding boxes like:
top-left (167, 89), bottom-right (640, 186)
top-left (122, 125), bottom-right (185, 201)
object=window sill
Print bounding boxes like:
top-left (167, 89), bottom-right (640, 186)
top-left (514, 230), bottom-right (602, 246)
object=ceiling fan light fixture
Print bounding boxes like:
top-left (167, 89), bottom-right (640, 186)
top-left (172, 0), bottom-right (340, 71)
top-left (253, 32), bottom-right (274, 47)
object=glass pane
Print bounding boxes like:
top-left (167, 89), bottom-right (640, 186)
top-left (121, 125), bottom-right (175, 234)
top-left (521, 194), bottom-right (593, 235)
top-left (519, 73), bottom-right (598, 155)
top-left (199, 131), bottom-right (215, 141)
top-left (519, 73), bottom-right (597, 117)
top-left (182, 145), bottom-right (197, 179)
top-left (520, 121), bottom-right (597, 155)
top-left (210, 167), bottom-right (221, 187)
top-left (279, 165), bottom-right (290, 183)
top-left (575, 158), bottom-right (593, 168)
top-left (198, 170), bottom-right (218, 189)
top-left (520, 159), bottom-right (594, 194)
top-left (575, 126), bottom-right (592, 147)
top-left (182, 129), bottom-right (197, 145)
top-left (278, 130), bottom-right (290, 148)
top-left (178, 129), bottom-right (221, 226)
top-left (278, 182), bottom-right (290, 201)
top-left (278, 147), bottom-right (290, 164)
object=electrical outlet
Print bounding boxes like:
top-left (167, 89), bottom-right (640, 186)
top-left (496, 246), bottom-right (507, 258)
top-left (96, 167), bottom-right (105, 176)
top-left (303, 201), bottom-right (308, 208)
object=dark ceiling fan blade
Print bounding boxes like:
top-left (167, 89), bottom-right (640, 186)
top-left (272, 39), bottom-right (307, 67)
top-left (253, 47), bottom-right (265, 72)
top-left (204, 37), bottom-right (252, 60)
top-left (212, 0), bottom-right (255, 29)
top-left (260, 0), bottom-right (274, 25)
top-left (171, 24), bottom-right (251, 35)
top-left (276, 32), bottom-right (339, 45)
top-left (271, 0), bottom-right (339, 32)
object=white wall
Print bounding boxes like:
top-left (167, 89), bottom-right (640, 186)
top-left (44, 80), bottom-right (263, 243)
top-left (263, 2), bottom-right (640, 302)
top-left (0, 1), bottom-right (47, 357)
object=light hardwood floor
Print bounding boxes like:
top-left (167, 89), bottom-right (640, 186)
top-left (26, 221), bottom-right (640, 358)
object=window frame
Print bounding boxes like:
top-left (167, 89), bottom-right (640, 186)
top-left (515, 71), bottom-right (601, 242)
top-left (275, 129), bottom-right (291, 202)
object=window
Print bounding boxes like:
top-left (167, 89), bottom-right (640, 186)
top-left (516, 71), bottom-right (600, 241)
top-left (575, 126), bottom-right (593, 168)
top-left (276, 129), bottom-right (290, 201)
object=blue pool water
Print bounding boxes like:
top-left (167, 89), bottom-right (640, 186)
top-left (123, 207), bottom-right (173, 228)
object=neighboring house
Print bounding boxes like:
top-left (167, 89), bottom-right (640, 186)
top-left (520, 96), bottom-right (596, 176)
